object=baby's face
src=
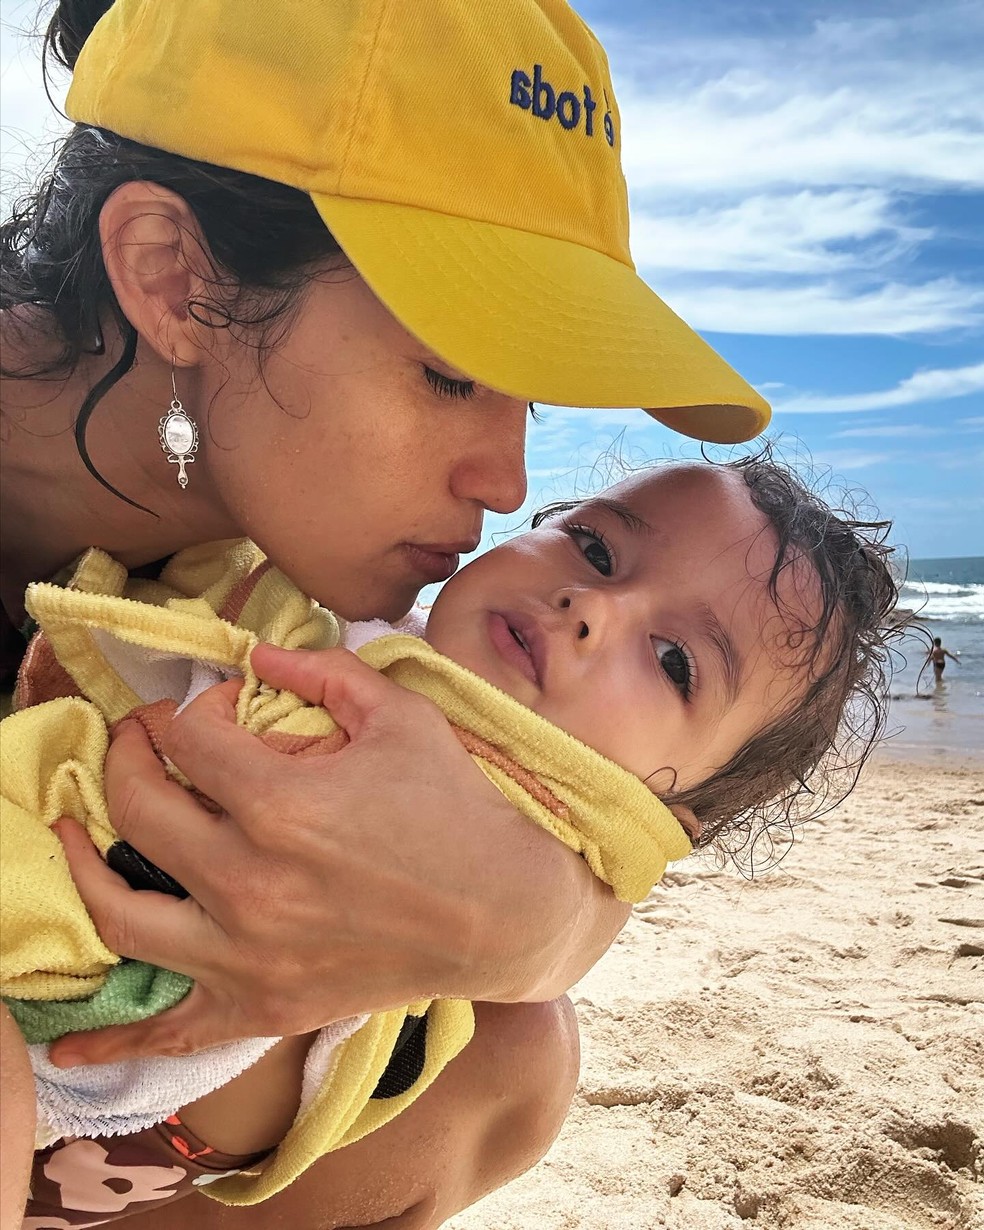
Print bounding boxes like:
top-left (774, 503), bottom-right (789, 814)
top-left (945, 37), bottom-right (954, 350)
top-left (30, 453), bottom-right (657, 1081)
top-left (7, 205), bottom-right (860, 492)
top-left (425, 465), bottom-right (822, 794)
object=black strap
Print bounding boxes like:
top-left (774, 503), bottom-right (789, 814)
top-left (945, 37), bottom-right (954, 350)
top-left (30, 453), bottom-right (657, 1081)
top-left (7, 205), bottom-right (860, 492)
top-left (106, 840), bottom-right (189, 898)
top-left (371, 1013), bottom-right (428, 1099)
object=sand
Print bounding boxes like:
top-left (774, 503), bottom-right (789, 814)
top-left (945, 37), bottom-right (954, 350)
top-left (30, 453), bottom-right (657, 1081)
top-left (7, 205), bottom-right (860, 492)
top-left (448, 756), bottom-right (984, 1230)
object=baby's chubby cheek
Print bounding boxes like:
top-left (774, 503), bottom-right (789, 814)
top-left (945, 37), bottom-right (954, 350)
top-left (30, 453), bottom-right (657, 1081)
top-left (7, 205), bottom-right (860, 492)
top-left (422, 603), bottom-right (505, 692)
top-left (545, 688), bottom-right (671, 782)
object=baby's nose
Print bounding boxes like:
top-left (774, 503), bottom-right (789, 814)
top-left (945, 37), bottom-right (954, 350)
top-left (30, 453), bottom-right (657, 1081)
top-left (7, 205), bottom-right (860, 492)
top-left (554, 588), bottom-right (610, 643)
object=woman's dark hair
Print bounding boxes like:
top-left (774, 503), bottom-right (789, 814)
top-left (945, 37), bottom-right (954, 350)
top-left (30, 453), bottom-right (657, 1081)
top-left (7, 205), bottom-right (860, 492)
top-left (1, 1), bottom-right (346, 512)
top-left (532, 448), bottom-right (901, 875)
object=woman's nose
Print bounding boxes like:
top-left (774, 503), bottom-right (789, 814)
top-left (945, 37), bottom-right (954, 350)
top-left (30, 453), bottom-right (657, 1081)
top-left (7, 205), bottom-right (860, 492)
top-left (451, 401), bottom-right (528, 514)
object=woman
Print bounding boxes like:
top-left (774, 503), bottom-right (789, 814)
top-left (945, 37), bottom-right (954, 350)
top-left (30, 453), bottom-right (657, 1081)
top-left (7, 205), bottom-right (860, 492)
top-left (1, 0), bottom-right (769, 1222)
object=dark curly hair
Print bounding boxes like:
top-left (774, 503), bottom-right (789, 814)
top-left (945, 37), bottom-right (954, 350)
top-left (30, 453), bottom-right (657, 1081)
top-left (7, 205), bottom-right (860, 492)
top-left (532, 447), bottom-right (901, 875)
top-left (1, 1), bottom-right (347, 513)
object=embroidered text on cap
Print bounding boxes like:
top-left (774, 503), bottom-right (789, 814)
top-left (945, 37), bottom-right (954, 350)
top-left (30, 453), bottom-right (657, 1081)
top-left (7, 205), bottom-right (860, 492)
top-left (509, 64), bottom-right (616, 146)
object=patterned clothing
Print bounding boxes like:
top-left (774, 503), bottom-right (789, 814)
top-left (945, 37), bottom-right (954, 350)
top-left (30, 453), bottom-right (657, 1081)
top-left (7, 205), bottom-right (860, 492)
top-left (22, 1013), bottom-right (430, 1226)
top-left (25, 1112), bottom-right (268, 1227)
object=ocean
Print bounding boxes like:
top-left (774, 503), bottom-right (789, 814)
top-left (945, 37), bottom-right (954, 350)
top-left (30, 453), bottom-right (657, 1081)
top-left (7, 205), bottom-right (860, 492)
top-left (882, 556), bottom-right (984, 762)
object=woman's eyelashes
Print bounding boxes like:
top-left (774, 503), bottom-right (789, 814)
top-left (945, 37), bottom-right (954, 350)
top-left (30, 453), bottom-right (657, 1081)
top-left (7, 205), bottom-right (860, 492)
top-left (565, 524), bottom-right (614, 576)
top-left (653, 636), bottom-right (694, 700)
top-left (423, 365), bottom-right (476, 400)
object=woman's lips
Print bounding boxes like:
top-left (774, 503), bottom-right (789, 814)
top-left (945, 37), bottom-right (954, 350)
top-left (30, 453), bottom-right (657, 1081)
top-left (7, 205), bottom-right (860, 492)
top-left (401, 544), bottom-right (461, 584)
top-left (487, 612), bottom-right (542, 687)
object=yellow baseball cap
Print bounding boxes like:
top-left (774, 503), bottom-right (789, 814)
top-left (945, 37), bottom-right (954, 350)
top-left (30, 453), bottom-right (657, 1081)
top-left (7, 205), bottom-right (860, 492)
top-left (67, 0), bottom-right (770, 443)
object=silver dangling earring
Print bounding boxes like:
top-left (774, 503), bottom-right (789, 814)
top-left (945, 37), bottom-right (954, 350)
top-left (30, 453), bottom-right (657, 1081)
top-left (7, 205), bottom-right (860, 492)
top-left (159, 366), bottom-right (199, 489)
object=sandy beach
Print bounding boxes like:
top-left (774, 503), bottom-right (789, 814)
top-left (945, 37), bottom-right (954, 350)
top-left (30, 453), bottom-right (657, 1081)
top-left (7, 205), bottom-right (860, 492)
top-left (449, 755), bottom-right (984, 1230)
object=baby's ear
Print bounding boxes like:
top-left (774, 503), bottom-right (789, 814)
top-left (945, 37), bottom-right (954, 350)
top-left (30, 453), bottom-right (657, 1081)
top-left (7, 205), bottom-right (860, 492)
top-left (667, 803), bottom-right (700, 843)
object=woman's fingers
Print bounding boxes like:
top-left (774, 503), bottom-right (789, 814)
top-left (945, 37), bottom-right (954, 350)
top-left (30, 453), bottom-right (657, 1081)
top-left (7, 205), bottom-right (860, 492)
top-left (147, 665), bottom-right (323, 824)
top-left (102, 718), bottom-right (256, 910)
top-left (104, 719), bottom-right (222, 861)
top-left (160, 647), bottom-right (437, 820)
top-left (54, 817), bottom-right (214, 980)
top-left (50, 821), bottom-right (274, 1067)
top-left (47, 984), bottom-right (251, 1068)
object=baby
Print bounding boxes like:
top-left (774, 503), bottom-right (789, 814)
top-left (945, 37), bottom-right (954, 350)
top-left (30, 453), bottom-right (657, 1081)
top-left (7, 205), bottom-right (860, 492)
top-left (2, 454), bottom-right (898, 1223)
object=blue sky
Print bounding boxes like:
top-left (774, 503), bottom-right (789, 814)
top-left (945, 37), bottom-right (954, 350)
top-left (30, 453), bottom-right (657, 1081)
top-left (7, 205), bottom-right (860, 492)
top-left (2, 0), bottom-right (982, 559)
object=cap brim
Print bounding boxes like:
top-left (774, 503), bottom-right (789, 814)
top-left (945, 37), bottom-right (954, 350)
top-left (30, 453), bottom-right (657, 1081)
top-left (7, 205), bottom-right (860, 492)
top-left (312, 197), bottom-right (770, 444)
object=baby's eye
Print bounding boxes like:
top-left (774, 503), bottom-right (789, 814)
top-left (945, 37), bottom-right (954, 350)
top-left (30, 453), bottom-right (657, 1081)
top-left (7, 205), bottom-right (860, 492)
top-left (653, 636), bottom-right (693, 699)
top-left (568, 527), bottom-right (613, 576)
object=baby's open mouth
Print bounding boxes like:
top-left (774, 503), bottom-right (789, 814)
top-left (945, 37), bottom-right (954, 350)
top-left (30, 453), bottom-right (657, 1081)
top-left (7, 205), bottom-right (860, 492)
top-left (488, 612), bottom-right (541, 688)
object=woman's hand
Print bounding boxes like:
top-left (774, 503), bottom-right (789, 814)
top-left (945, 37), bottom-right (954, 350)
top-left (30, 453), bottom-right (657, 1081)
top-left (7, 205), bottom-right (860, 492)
top-left (49, 646), bottom-right (629, 1066)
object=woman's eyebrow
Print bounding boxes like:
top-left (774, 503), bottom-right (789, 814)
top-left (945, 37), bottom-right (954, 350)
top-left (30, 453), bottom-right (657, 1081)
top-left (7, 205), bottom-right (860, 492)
top-left (697, 602), bottom-right (743, 706)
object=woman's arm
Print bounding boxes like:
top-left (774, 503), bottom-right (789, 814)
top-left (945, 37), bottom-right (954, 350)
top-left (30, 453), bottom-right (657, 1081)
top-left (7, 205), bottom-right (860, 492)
top-left (49, 648), bottom-right (629, 1066)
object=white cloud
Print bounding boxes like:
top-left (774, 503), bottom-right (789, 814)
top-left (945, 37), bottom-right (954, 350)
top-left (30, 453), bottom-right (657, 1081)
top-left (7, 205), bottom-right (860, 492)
top-left (831, 424), bottom-right (945, 440)
top-left (611, 3), bottom-right (984, 196)
top-left (890, 492), bottom-right (984, 515)
top-left (662, 279), bottom-right (984, 337)
top-left (598, 2), bottom-right (984, 341)
top-left (811, 449), bottom-right (894, 471)
top-left (630, 189), bottom-right (928, 276)
top-left (933, 447), bottom-right (984, 471)
top-left (620, 77), bottom-right (984, 195)
top-left (775, 362), bottom-right (984, 414)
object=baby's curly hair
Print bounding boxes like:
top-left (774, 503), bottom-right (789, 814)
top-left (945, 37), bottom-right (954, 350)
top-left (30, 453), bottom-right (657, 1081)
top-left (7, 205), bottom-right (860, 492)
top-left (533, 446), bottom-right (901, 875)
top-left (673, 450), bottom-right (899, 872)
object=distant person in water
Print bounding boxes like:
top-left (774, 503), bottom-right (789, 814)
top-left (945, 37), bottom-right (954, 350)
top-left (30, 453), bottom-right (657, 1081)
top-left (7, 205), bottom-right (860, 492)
top-left (927, 636), bottom-right (960, 681)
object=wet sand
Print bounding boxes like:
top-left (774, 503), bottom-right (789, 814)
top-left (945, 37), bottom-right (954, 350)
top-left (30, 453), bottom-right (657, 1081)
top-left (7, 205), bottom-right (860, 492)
top-left (449, 755), bottom-right (984, 1230)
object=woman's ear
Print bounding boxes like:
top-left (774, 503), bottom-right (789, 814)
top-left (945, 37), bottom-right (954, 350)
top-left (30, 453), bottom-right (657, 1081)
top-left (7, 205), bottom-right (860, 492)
top-left (99, 181), bottom-right (216, 368)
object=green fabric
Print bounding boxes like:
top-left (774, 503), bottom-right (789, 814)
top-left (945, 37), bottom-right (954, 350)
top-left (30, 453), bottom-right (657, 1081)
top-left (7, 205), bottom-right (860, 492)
top-left (5, 959), bottom-right (191, 1044)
